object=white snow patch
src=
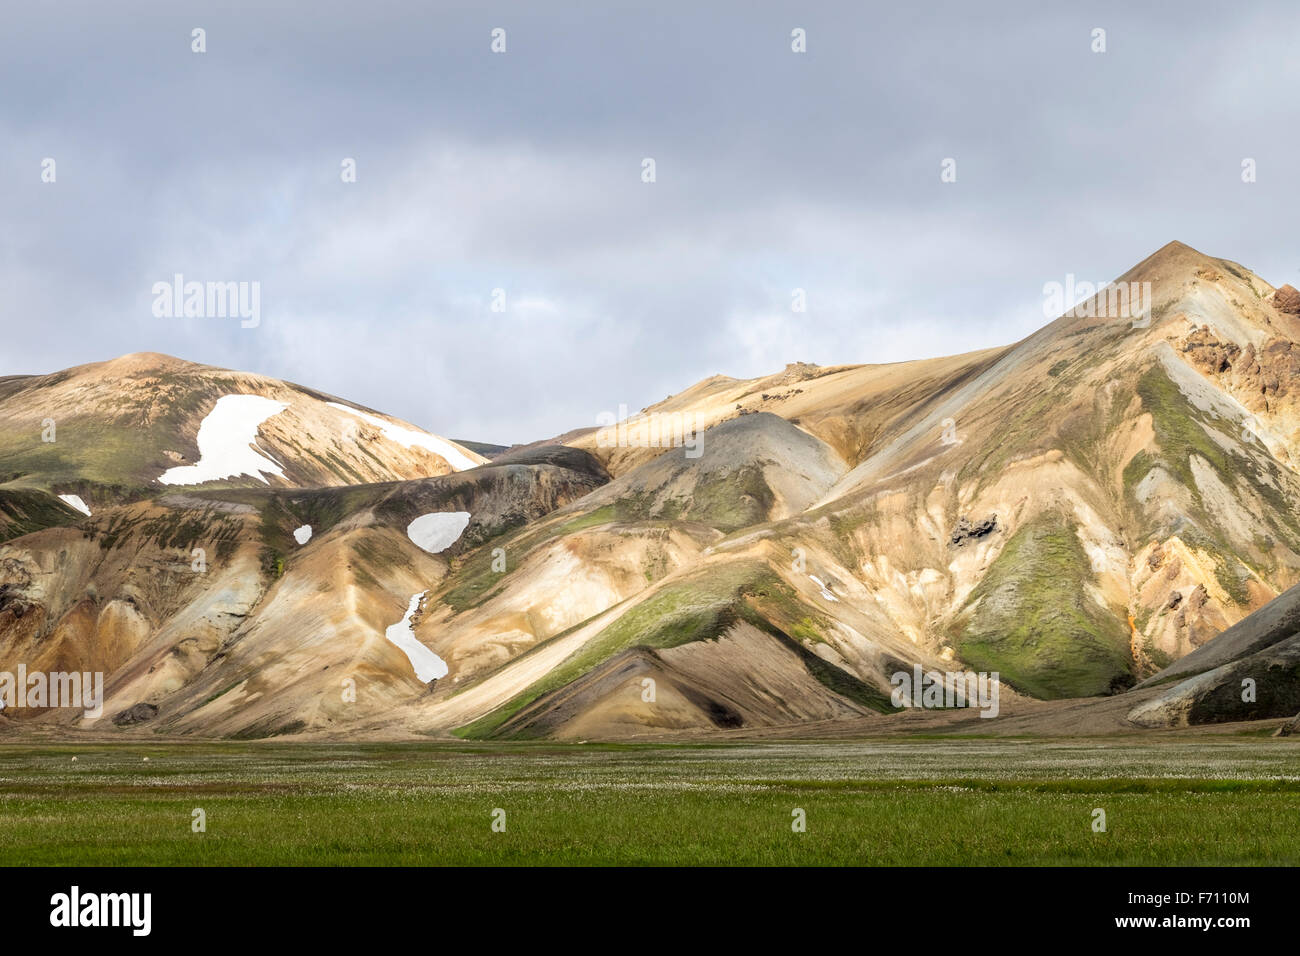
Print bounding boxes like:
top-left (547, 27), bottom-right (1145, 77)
top-left (407, 511), bottom-right (471, 554)
top-left (158, 395), bottom-right (289, 485)
top-left (293, 525), bottom-right (313, 545)
top-left (57, 494), bottom-right (92, 517)
top-left (384, 591), bottom-right (448, 682)
top-left (810, 575), bottom-right (839, 601)
top-left (327, 402), bottom-right (478, 471)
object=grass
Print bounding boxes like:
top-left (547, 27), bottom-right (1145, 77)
top-left (0, 424), bottom-right (163, 490)
top-left (1, 739), bottom-right (1298, 865)
top-left (550, 504), bottom-right (617, 536)
top-left (950, 512), bottom-right (1133, 699)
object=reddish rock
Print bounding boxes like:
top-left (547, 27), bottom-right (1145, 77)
top-left (1274, 284), bottom-right (1300, 315)
top-left (1181, 327), bottom-right (1240, 375)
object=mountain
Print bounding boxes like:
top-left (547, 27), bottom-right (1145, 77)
top-left (0, 352), bottom-right (485, 541)
top-left (433, 240), bottom-right (1300, 737)
top-left (4, 241), bottom-right (1300, 740)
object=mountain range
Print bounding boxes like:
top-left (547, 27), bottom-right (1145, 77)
top-left (4, 240), bottom-right (1300, 740)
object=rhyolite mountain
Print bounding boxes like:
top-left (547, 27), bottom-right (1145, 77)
top-left (3, 240), bottom-right (1300, 740)
top-left (0, 351), bottom-right (486, 537)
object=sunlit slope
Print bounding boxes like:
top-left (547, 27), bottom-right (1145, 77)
top-left (0, 352), bottom-right (485, 526)
top-left (0, 447), bottom-right (605, 737)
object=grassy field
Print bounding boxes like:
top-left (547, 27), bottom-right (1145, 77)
top-left (1, 737), bottom-right (1298, 866)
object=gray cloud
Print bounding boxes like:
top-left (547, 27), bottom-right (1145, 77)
top-left (3, 0), bottom-right (1298, 442)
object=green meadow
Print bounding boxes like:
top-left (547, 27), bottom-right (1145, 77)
top-left (1, 737), bottom-right (1297, 866)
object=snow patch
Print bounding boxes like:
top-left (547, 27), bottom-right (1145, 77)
top-left (810, 575), bottom-right (839, 601)
top-left (407, 511), bottom-right (471, 554)
top-left (327, 402), bottom-right (478, 471)
top-left (57, 494), bottom-right (92, 517)
top-left (158, 395), bottom-right (289, 485)
top-left (293, 525), bottom-right (313, 545)
top-left (384, 591), bottom-right (448, 682)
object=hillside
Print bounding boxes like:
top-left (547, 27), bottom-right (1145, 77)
top-left (4, 241), bottom-right (1300, 740)
top-left (0, 352), bottom-right (485, 542)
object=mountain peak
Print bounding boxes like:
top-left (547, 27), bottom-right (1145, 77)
top-left (96, 351), bottom-right (196, 375)
top-left (1120, 239), bottom-right (1216, 279)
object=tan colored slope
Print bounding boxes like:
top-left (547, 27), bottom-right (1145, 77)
top-left (0, 498), bottom-right (267, 731)
top-left (0, 446), bottom-right (607, 738)
top-left (149, 523), bottom-right (451, 738)
top-left (354, 599), bottom-right (633, 737)
top-left (0, 352), bottom-right (485, 505)
top-left (420, 524), bottom-right (706, 680)
top-left (566, 351), bottom-right (1010, 477)
top-left (379, 529), bottom-right (954, 738)
top-left (485, 242), bottom-right (1300, 726)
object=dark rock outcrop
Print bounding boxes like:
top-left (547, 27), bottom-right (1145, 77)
top-left (112, 702), bottom-right (159, 726)
top-left (950, 515), bottom-right (997, 547)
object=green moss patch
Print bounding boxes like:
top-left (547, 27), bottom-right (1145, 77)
top-left (949, 512), bottom-right (1132, 699)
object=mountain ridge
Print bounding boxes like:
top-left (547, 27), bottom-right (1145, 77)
top-left (4, 240), bottom-right (1300, 740)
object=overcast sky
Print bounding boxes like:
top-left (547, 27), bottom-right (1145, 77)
top-left (3, 1), bottom-right (1298, 443)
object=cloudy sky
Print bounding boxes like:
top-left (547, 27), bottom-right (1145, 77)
top-left (3, 1), bottom-right (1298, 443)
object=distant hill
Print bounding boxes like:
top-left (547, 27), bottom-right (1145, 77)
top-left (452, 439), bottom-right (514, 460)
